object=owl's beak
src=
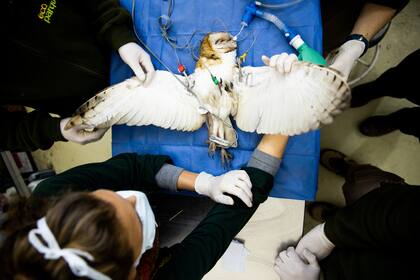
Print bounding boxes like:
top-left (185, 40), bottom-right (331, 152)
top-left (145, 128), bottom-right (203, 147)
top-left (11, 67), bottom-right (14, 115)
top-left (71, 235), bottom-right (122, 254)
top-left (225, 40), bottom-right (237, 53)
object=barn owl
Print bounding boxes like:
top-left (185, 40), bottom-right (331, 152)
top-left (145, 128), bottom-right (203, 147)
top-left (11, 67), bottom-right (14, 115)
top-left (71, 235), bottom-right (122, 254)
top-left (65, 32), bottom-right (350, 165)
top-left (191, 32), bottom-right (240, 162)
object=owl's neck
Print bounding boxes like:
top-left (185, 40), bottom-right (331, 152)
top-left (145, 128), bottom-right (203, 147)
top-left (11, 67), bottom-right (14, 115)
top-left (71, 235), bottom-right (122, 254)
top-left (196, 50), bottom-right (237, 68)
top-left (220, 50), bottom-right (237, 66)
top-left (197, 50), bottom-right (237, 77)
top-left (206, 51), bottom-right (237, 83)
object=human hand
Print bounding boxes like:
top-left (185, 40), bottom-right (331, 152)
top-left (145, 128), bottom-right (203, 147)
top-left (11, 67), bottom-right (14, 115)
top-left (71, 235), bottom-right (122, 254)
top-left (296, 223), bottom-right (335, 260)
top-left (60, 118), bottom-right (108, 145)
top-left (194, 170), bottom-right (253, 207)
top-left (118, 42), bottom-right (155, 85)
top-left (261, 53), bottom-right (298, 74)
top-left (327, 39), bottom-right (366, 80)
top-left (274, 247), bottom-right (320, 280)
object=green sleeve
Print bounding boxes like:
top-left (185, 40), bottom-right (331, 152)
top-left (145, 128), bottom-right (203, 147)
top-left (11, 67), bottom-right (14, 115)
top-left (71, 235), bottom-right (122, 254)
top-left (85, 0), bottom-right (137, 50)
top-left (33, 153), bottom-right (173, 197)
top-left (324, 184), bottom-right (420, 250)
top-left (0, 110), bottom-right (65, 152)
top-left (154, 167), bottom-right (274, 280)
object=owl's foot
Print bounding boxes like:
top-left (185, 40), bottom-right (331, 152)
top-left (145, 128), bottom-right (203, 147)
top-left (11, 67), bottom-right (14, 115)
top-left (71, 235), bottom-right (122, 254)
top-left (220, 148), bottom-right (233, 168)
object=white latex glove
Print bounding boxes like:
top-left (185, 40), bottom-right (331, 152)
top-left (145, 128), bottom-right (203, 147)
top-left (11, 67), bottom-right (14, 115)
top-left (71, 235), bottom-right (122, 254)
top-left (296, 223), bottom-right (335, 260)
top-left (261, 53), bottom-right (298, 74)
top-left (118, 42), bottom-right (155, 85)
top-left (274, 247), bottom-right (320, 280)
top-left (327, 39), bottom-right (366, 81)
top-left (194, 170), bottom-right (253, 207)
top-left (60, 118), bottom-right (108, 145)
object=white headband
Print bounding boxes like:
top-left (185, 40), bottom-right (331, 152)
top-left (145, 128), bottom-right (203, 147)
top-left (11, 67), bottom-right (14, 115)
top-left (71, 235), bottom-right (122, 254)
top-left (28, 217), bottom-right (111, 280)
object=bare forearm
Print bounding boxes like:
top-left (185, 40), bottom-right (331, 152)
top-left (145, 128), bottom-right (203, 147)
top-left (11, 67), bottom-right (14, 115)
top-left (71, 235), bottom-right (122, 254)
top-left (154, 163), bottom-right (198, 192)
top-left (176, 170), bottom-right (198, 192)
top-left (351, 3), bottom-right (396, 41)
top-left (255, 134), bottom-right (289, 159)
top-left (246, 134), bottom-right (288, 176)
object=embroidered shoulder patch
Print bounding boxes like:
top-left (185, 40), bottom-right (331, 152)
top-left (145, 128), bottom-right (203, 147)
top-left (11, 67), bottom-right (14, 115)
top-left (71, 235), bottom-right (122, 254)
top-left (38, 0), bottom-right (57, 24)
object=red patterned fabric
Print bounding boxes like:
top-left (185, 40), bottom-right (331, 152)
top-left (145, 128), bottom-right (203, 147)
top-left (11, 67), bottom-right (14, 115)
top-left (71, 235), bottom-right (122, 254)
top-left (136, 231), bottom-right (160, 280)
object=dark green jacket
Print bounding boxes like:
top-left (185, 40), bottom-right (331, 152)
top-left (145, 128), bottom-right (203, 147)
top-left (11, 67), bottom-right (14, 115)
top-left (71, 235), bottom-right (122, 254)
top-left (1, 0), bottom-right (136, 151)
top-left (1, 110), bottom-right (64, 152)
top-left (34, 153), bottom-right (274, 280)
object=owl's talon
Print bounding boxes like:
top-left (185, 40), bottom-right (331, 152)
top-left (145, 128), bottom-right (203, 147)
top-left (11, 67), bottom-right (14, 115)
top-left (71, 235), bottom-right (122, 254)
top-left (220, 148), bottom-right (233, 168)
top-left (208, 142), bottom-right (217, 158)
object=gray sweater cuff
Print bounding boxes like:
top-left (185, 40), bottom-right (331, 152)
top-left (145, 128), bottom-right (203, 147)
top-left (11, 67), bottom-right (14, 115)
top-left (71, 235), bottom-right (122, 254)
top-left (247, 149), bottom-right (282, 176)
top-left (155, 164), bottom-right (184, 191)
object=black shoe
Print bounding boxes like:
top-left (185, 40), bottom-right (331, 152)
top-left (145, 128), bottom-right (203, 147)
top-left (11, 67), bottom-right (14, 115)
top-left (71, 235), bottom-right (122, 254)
top-left (307, 201), bottom-right (339, 223)
top-left (359, 114), bottom-right (399, 137)
top-left (320, 149), bottom-right (358, 177)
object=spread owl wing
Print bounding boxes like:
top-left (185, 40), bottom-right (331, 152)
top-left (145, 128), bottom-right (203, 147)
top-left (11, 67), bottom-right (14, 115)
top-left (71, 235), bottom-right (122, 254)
top-left (65, 70), bottom-right (205, 132)
top-left (234, 62), bottom-right (350, 135)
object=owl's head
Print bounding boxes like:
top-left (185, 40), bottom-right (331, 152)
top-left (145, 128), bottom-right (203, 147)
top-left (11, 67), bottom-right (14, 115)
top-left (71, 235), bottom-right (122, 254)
top-left (199, 32), bottom-right (237, 59)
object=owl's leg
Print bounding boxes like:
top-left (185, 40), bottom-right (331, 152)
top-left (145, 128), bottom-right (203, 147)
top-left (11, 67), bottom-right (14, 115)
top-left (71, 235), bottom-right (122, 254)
top-left (205, 114), bottom-right (213, 134)
top-left (217, 120), bottom-right (225, 141)
top-left (208, 123), bottom-right (220, 157)
top-left (206, 114), bottom-right (217, 157)
top-left (223, 119), bottom-right (238, 148)
top-left (224, 82), bottom-right (238, 117)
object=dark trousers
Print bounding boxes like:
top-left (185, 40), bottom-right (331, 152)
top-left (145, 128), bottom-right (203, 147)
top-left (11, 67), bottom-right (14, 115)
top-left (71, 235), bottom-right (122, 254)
top-left (351, 49), bottom-right (420, 139)
top-left (321, 166), bottom-right (417, 280)
top-left (342, 164), bottom-right (406, 205)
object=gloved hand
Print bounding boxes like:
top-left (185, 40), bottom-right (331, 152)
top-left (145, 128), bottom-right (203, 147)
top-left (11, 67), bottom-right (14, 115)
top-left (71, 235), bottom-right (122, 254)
top-left (261, 53), bottom-right (298, 74)
top-left (194, 170), bottom-right (253, 207)
top-left (327, 39), bottom-right (366, 81)
top-left (60, 118), bottom-right (108, 145)
top-left (274, 247), bottom-right (320, 280)
top-left (296, 223), bottom-right (335, 260)
top-left (118, 42), bottom-right (155, 85)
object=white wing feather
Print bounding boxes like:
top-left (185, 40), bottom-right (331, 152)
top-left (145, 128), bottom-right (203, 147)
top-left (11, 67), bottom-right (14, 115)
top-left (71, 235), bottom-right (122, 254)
top-left (67, 70), bottom-right (205, 132)
top-left (234, 63), bottom-right (350, 135)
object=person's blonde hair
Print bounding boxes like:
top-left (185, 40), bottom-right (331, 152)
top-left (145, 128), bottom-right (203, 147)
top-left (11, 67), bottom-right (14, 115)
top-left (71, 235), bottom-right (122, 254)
top-left (0, 192), bottom-right (134, 280)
